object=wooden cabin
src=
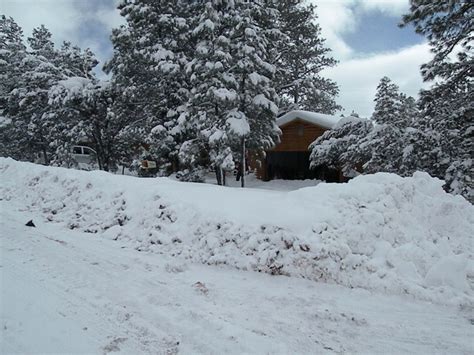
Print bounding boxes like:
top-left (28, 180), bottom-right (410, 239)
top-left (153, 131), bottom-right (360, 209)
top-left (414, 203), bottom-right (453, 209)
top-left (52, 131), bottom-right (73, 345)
top-left (253, 110), bottom-right (344, 182)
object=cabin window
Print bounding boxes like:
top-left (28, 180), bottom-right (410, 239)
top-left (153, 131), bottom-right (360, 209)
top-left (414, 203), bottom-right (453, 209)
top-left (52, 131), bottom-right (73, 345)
top-left (297, 125), bottom-right (304, 136)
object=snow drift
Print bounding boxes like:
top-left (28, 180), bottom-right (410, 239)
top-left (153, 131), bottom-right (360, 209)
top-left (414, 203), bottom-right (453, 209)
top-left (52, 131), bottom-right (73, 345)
top-left (1, 158), bottom-right (472, 305)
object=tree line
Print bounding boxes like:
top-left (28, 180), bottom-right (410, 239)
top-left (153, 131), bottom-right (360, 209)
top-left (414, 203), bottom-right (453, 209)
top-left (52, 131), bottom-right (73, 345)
top-left (0, 0), bottom-right (472, 200)
top-left (310, 0), bottom-right (472, 201)
top-left (0, 0), bottom-right (339, 185)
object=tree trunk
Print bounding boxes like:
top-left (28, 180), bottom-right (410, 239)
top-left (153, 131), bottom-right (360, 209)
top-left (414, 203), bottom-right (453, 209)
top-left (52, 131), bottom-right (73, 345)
top-left (41, 147), bottom-right (49, 166)
top-left (215, 166), bottom-right (222, 185)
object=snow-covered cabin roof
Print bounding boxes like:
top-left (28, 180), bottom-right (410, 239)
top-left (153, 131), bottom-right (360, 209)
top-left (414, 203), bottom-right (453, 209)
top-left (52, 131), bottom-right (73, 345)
top-left (276, 110), bottom-right (341, 130)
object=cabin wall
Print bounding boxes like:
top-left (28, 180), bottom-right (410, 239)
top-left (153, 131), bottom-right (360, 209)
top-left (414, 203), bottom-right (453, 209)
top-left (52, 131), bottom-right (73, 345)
top-left (251, 118), bottom-right (333, 181)
top-left (272, 120), bottom-right (327, 152)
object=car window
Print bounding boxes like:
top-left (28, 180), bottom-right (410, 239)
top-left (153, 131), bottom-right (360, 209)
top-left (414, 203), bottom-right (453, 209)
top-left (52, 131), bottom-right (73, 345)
top-left (83, 147), bottom-right (92, 155)
top-left (73, 146), bottom-right (82, 154)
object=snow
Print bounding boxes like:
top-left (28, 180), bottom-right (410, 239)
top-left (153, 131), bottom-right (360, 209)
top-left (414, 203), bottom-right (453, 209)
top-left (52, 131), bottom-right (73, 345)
top-left (333, 114), bottom-right (369, 129)
top-left (253, 94), bottom-right (278, 114)
top-left (277, 110), bottom-right (342, 129)
top-left (213, 88), bottom-right (237, 101)
top-left (1, 166), bottom-right (473, 354)
top-left (204, 172), bottom-right (322, 191)
top-left (193, 19), bottom-right (215, 34)
top-left (1, 204), bottom-right (472, 354)
top-left (208, 129), bottom-right (224, 144)
top-left (248, 72), bottom-right (269, 85)
top-left (1, 158), bottom-right (472, 310)
top-left (56, 76), bottom-right (91, 92)
top-left (0, 115), bottom-right (11, 127)
top-left (227, 112), bottom-right (250, 136)
top-left (48, 76), bottom-right (93, 104)
top-left (152, 48), bottom-right (174, 61)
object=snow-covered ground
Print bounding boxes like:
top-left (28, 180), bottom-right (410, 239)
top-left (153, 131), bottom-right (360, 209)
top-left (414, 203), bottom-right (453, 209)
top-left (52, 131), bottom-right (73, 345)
top-left (203, 171), bottom-right (322, 190)
top-left (2, 202), bottom-right (473, 354)
top-left (1, 158), bottom-right (473, 353)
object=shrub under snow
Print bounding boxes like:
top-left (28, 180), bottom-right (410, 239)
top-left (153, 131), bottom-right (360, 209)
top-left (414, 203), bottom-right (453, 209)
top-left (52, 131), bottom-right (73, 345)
top-left (0, 158), bottom-right (472, 306)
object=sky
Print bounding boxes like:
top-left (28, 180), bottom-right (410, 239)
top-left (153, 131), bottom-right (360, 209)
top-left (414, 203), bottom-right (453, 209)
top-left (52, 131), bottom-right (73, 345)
top-left (3, 0), bottom-right (432, 117)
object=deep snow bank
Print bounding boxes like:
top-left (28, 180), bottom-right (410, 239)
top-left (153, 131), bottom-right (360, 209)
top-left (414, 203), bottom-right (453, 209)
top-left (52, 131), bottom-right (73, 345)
top-left (1, 158), bottom-right (472, 305)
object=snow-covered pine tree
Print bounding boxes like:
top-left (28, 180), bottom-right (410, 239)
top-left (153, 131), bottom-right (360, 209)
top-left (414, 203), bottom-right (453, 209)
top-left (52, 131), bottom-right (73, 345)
top-left (45, 40), bottom-right (104, 167)
top-left (309, 116), bottom-right (373, 177)
top-left (58, 41), bottom-right (98, 79)
top-left (372, 76), bottom-right (403, 126)
top-left (310, 76), bottom-right (419, 178)
top-left (270, 0), bottom-right (340, 114)
top-left (363, 77), bottom-right (422, 174)
top-left (401, 0), bottom-right (473, 201)
top-left (105, 0), bottom-right (192, 174)
top-left (0, 16), bottom-right (27, 159)
top-left (6, 25), bottom-right (65, 165)
top-left (1, 19), bottom-right (107, 167)
top-left (225, 0), bottom-right (281, 187)
top-left (183, 0), bottom-right (239, 184)
top-left (48, 66), bottom-right (139, 172)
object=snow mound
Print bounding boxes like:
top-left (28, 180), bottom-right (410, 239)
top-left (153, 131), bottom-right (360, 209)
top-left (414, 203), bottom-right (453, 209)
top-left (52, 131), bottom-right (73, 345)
top-left (1, 158), bottom-right (472, 305)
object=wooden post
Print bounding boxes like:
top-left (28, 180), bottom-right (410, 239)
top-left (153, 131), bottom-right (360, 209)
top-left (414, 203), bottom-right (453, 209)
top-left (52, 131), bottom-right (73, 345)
top-left (241, 137), bottom-right (246, 188)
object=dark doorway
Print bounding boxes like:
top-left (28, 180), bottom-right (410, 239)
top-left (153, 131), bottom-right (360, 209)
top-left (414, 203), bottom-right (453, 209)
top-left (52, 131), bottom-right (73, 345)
top-left (265, 151), bottom-right (339, 182)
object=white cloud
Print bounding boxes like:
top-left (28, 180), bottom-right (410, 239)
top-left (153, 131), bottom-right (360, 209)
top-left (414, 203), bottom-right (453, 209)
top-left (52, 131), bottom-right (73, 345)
top-left (309, 0), bottom-right (426, 116)
top-left (2, 0), bottom-right (122, 71)
top-left (358, 0), bottom-right (409, 16)
top-left (323, 43), bottom-right (432, 117)
top-left (311, 0), bottom-right (410, 60)
top-left (312, 0), bottom-right (358, 60)
top-left (96, 5), bottom-right (125, 30)
top-left (3, 0), bottom-right (80, 45)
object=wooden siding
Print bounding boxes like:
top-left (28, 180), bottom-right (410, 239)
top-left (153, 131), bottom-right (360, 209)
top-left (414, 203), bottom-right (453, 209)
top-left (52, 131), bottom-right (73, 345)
top-left (271, 119), bottom-right (327, 152)
top-left (251, 118), bottom-right (332, 180)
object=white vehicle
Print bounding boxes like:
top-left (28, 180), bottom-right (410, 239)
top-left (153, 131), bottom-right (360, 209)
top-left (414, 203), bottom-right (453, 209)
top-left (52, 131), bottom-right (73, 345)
top-left (72, 145), bottom-right (97, 168)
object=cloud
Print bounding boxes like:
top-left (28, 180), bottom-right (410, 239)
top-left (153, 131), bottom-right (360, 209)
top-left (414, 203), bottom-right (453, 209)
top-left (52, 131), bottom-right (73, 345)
top-left (311, 0), bottom-right (410, 60)
top-left (310, 0), bottom-right (425, 116)
top-left (312, 0), bottom-right (357, 60)
top-left (2, 0), bottom-right (81, 44)
top-left (358, 0), bottom-right (409, 16)
top-left (96, 6), bottom-right (125, 30)
top-left (2, 0), bottom-right (122, 72)
top-left (323, 43), bottom-right (433, 117)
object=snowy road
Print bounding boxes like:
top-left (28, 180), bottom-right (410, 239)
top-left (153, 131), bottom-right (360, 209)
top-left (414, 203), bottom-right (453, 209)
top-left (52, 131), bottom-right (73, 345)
top-left (1, 203), bottom-right (472, 354)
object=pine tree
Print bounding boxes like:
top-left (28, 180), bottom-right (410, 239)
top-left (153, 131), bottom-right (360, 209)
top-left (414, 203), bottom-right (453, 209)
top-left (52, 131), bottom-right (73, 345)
top-left (105, 0), bottom-right (192, 174)
top-left (271, 0), bottom-right (340, 114)
top-left (0, 16), bottom-right (27, 159)
top-left (362, 77), bottom-right (410, 173)
top-left (28, 25), bottom-right (55, 60)
top-left (183, 0), bottom-right (239, 184)
top-left (309, 117), bottom-right (373, 176)
top-left (6, 25), bottom-right (64, 164)
top-left (310, 77), bottom-right (419, 178)
top-left (226, 0), bottom-right (281, 187)
top-left (372, 77), bottom-right (403, 126)
top-left (0, 16), bottom-right (25, 115)
top-left (401, 0), bottom-right (473, 201)
top-left (58, 41), bottom-right (98, 78)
